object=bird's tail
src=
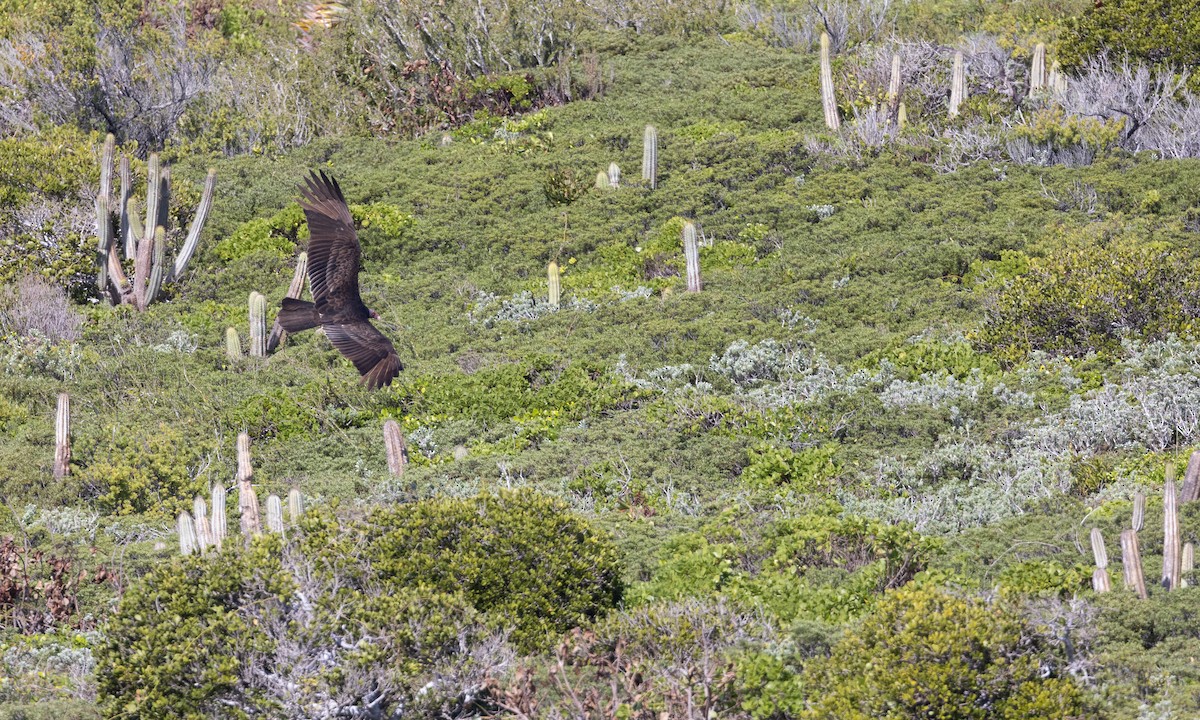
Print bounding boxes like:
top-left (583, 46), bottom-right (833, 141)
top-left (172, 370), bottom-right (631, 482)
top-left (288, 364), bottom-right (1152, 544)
top-left (277, 298), bottom-right (320, 333)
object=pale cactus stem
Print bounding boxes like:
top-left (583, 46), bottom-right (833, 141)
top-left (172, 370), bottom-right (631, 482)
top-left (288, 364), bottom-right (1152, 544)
top-left (897, 101), bottom-right (907, 130)
top-left (1120, 528), bottom-right (1147, 599)
top-left (267, 252), bottom-right (308, 353)
top-left (1091, 527), bottom-right (1110, 593)
top-left (226, 327), bottom-right (242, 361)
top-left (249, 292), bottom-right (267, 358)
top-left (595, 171), bottom-right (609, 190)
top-left (683, 221), bottom-right (702, 293)
top-left (608, 162), bottom-right (620, 188)
top-left (383, 419), bottom-right (407, 477)
top-left (288, 487), bottom-right (303, 525)
top-left (146, 226), bottom-right (167, 305)
top-left (95, 135), bottom-right (114, 292)
top-left (548, 261), bottom-right (561, 307)
top-left (887, 53), bottom-right (901, 119)
top-left (194, 496), bottom-right (210, 552)
top-left (170, 168), bottom-right (216, 282)
top-left (266, 494), bottom-right (284, 535)
top-left (119, 156), bottom-right (133, 259)
top-left (178, 512), bottom-right (198, 556)
top-left (53, 393), bottom-right (70, 480)
top-left (1163, 478), bottom-right (1182, 590)
top-left (642, 125), bottom-right (658, 189)
top-left (949, 51), bottom-right (966, 117)
top-left (1180, 449), bottom-right (1200, 502)
top-left (237, 432), bottom-right (261, 539)
top-left (1133, 492), bottom-right (1145, 532)
top-left (820, 32), bottom-right (840, 130)
top-left (1031, 42), bottom-right (1047, 92)
top-left (211, 482), bottom-right (227, 551)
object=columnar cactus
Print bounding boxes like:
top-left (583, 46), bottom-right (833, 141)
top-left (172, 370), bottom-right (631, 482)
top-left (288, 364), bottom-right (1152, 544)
top-left (949, 51), bottom-right (966, 117)
top-left (178, 512), bottom-right (198, 556)
top-left (94, 134), bottom-right (216, 310)
top-left (683, 221), bottom-right (702, 293)
top-left (288, 487), bottom-right (304, 525)
top-left (266, 494), bottom-right (284, 535)
top-left (608, 162), bottom-right (620, 188)
top-left (642, 125), bottom-right (658, 189)
top-left (384, 419), bottom-right (408, 477)
top-left (1184, 542), bottom-right (1195, 578)
top-left (897, 102), bottom-right (908, 130)
top-left (820, 32), bottom-right (840, 131)
top-left (1133, 492), bottom-right (1145, 531)
top-left (595, 171), bottom-right (609, 190)
top-left (237, 432), bottom-right (261, 539)
top-left (211, 482), bottom-right (227, 551)
top-left (887, 53), bottom-right (901, 120)
top-left (54, 393), bottom-right (69, 480)
top-left (1120, 528), bottom-right (1148, 599)
top-left (548, 261), bottom-right (561, 307)
top-left (226, 327), bottom-right (242, 361)
top-left (193, 496), bottom-right (211, 553)
top-left (1163, 477), bottom-right (1182, 590)
top-left (1090, 527), bottom-right (1110, 593)
top-left (249, 292), bottom-right (267, 358)
top-left (1030, 43), bottom-right (1047, 92)
top-left (1050, 61), bottom-right (1067, 94)
top-left (267, 252), bottom-right (309, 353)
top-left (1181, 449), bottom-right (1200, 502)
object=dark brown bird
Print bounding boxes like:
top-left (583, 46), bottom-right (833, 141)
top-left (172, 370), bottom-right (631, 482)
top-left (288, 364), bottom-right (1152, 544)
top-left (277, 171), bottom-right (402, 390)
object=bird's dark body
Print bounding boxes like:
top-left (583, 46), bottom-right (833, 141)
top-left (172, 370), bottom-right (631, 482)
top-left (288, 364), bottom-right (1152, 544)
top-left (278, 171), bottom-right (403, 390)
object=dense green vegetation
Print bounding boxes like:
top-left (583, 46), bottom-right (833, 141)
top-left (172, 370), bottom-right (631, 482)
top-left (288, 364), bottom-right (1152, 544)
top-left (2, 0), bottom-right (1200, 717)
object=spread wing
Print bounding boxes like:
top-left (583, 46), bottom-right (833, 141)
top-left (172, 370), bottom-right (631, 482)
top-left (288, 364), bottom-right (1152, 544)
top-left (325, 321), bottom-right (403, 390)
top-left (299, 171), bottom-right (364, 316)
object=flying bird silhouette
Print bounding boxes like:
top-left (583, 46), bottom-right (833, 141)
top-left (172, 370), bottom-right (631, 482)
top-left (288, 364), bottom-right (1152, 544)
top-left (277, 171), bottom-right (402, 390)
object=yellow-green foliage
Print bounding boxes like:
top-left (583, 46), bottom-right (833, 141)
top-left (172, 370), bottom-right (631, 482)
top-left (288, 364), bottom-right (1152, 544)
top-left (857, 340), bottom-right (1001, 382)
top-left (742, 443), bottom-right (841, 491)
top-left (1059, 0), bottom-right (1200, 90)
top-left (996, 559), bottom-right (1089, 598)
top-left (797, 583), bottom-right (1085, 719)
top-left (1014, 107), bottom-right (1124, 153)
top-left (976, 223), bottom-right (1200, 361)
top-left (215, 202), bottom-right (414, 263)
top-left (77, 423), bottom-right (211, 517)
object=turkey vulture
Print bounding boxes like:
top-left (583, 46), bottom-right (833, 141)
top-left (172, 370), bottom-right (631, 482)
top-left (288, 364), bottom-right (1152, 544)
top-left (277, 171), bottom-right (403, 390)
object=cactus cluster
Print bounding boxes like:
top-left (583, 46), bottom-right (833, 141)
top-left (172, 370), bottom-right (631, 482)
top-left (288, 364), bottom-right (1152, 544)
top-left (94, 134), bottom-right (216, 310)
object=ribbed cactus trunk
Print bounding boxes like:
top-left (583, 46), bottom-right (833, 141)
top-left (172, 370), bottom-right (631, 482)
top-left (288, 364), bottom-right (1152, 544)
top-left (887, 53), bottom-right (901, 121)
top-left (266, 494), bottom-right (284, 535)
top-left (119, 156), bottom-right (133, 260)
top-left (897, 102), bottom-right (908, 130)
top-left (211, 482), bottom-right (227, 552)
top-left (146, 226), bottom-right (167, 305)
top-left (226, 327), bottom-right (242, 361)
top-left (267, 252), bottom-right (308, 353)
top-left (642, 125), bottom-right (658, 189)
top-left (949, 51), bottom-right (966, 118)
top-left (178, 512), bottom-right (198, 556)
top-left (384, 419), bottom-right (408, 477)
top-left (595, 171), bottom-right (609, 190)
top-left (1050, 61), bottom-right (1067, 94)
top-left (288, 487), bottom-right (304, 525)
top-left (1090, 527), bottom-right (1111, 593)
top-left (237, 432), bottom-right (261, 540)
top-left (1030, 42), bottom-right (1047, 92)
top-left (608, 162), bottom-right (620, 188)
top-left (249, 292), bottom-right (267, 358)
top-left (1180, 449), bottom-right (1200, 502)
top-left (53, 393), bottom-right (70, 480)
top-left (683, 221), bottom-right (702, 293)
top-left (169, 168), bottom-right (216, 283)
top-left (1163, 478), bottom-right (1182, 590)
top-left (820, 32), bottom-right (840, 131)
top-left (95, 134), bottom-right (114, 293)
top-left (1184, 542), bottom-right (1195, 586)
top-left (548, 261), bottom-right (561, 307)
top-left (1120, 528), bottom-right (1148, 599)
top-left (193, 496), bottom-right (211, 554)
top-left (133, 154), bottom-right (161, 311)
top-left (1133, 492), bottom-right (1145, 531)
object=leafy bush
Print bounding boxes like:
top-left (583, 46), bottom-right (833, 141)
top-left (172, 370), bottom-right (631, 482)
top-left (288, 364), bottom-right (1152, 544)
top-left (75, 423), bottom-right (212, 517)
top-left (1059, 0), bottom-right (1200, 89)
top-left (742, 443), bottom-right (842, 491)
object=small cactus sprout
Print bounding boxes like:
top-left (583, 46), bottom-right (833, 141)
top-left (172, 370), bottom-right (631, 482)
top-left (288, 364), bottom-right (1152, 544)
top-left (1031, 42), bottom-right (1047, 92)
top-left (548, 261), bottom-right (561, 307)
top-left (266, 494), bottom-right (285, 535)
top-left (237, 432), bottom-right (261, 539)
top-left (683, 221), bottom-right (702, 293)
top-left (178, 512), bottom-right (198, 556)
top-left (1163, 477), bottom-right (1182, 590)
top-left (54, 393), bottom-right (70, 480)
top-left (226, 327), bottom-right (242, 360)
top-left (383, 420), bottom-right (407, 477)
top-left (249, 292), bottom-right (267, 358)
top-left (1120, 528), bottom-right (1148, 600)
top-left (1133, 492), bottom-right (1145, 531)
top-left (642, 125), bottom-right (658, 189)
top-left (1090, 527), bottom-right (1110, 593)
top-left (819, 32), bottom-right (839, 130)
top-left (949, 50), bottom-right (966, 117)
top-left (288, 487), bottom-right (303, 524)
top-left (608, 162), bottom-right (620, 188)
top-left (211, 482), bottom-right (227, 551)
top-left (595, 171), bottom-right (609, 190)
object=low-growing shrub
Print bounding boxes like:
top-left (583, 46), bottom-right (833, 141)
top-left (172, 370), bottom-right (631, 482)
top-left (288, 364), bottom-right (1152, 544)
top-left (75, 424), bottom-right (212, 517)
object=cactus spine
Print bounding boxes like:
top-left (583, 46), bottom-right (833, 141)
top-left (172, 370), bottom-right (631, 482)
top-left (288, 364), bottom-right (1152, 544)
top-left (1163, 476), bottom-right (1182, 589)
top-left (1132, 492), bottom-right (1145, 531)
top-left (683, 221), bottom-right (702, 293)
top-left (548, 261), bottom-right (561, 307)
top-left (383, 419), bottom-right (408, 477)
top-left (288, 487), bottom-right (304, 525)
top-left (237, 432), bottom-right (261, 539)
top-left (178, 512), bottom-right (198, 556)
top-left (819, 32), bottom-right (840, 130)
top-left (642, 125), bottom-right (658, 189)
top-left (949, 51), bottom-right (966, 117)
top-left (249, 292), bottom-right (267, 358)
top-left (1030, 42), bottom-right (1047, 92)
top-left (1090, 527), bottom-right (1111, 593)
top-left (267, 252), bottom-right (308, 353)
top-left (211, 482), bottom-right (227, 551)
top-left (54, 393), bottom-right (70, 480)
top-left (266, 494), bottom-right (284, 535)
top-left (608, 162), bottom-right (620, 188)
top-left (1120, 528), bottom-right (1148, 599)
top-left (226, 327), bottom-right (242, 361)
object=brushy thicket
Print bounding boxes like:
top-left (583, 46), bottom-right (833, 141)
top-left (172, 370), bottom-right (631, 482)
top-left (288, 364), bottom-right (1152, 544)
top-left (4, 0), bottom-right (1200, 718)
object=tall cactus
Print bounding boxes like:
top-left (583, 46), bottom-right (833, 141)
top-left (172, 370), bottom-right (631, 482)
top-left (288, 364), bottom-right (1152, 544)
top-left (887, 53), bottom-right (902, 120)
top-left (820, 32), bottom-right (840, 131)
top-left (1030, 42), bottom-right (1047, 92)
top-left (1049, 60), bottom-right (1067, 94)
top-left (897, 102), bottom-right (908, 130)
top-left (249, 292), bottom-right (267, 358)
top-left (211, 482), bottom-right (227, 551)
top-left (193, 496), bottom-right (211, 553)
top-left (1132, 492), bottom-right (1145, 531)
top-left (226, 327), bottom-right (242, 361)
top-left (548, 261), bottom-right (561, 307)
top-left (178, 512), bottom-right (198, 556)
top-left (288, 487), bottom-right (304, 525)
top-left (54, 393), bottom-right (70, 480)
top-left (608, 162), bottom-right (620, 188)
top-left (595, 171), bottom-right (610, 190)
top-left (267, 252), bottom-right (309, 353)
top-left (1163, 477), bottom-right (1182, 590)
top-left (383, 419), bottom-right (408, 477)
top-left (642, 125), bottom-right (658, 189)
top-left (1184, 542), bottom-right (1195, 582)
top-left (1180, 449), bottom-right (1200, 502)
top-left (1120, 528), bottom-right (1148, 599)
top-left (949, 51), bottom-right (966, 118)
top-left (683, 221), bottom-right (702, 293)
top-left (237, 432), bottom-right (261, 539)
top-left (266, 494), bottom-right (285, 535)
top-left (1090, 527), bottom-right (1111, 593)
top-left (94, 134), bottom-right (216, 310)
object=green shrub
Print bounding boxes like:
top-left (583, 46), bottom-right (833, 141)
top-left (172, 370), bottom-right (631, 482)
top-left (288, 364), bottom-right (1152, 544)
top-left (742, 443), bottom-right (841, 491)
top-left (75, 423), bottom-right (212, 517)
top-left (1059, 0), bottom-right (1200, 90)
top-left (213, 202), bottom-right (413, 264)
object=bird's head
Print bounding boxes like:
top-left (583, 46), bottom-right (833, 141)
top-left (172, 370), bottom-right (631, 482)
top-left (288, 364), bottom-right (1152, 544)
top-left (369, 309), bottom-right (380, 320)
